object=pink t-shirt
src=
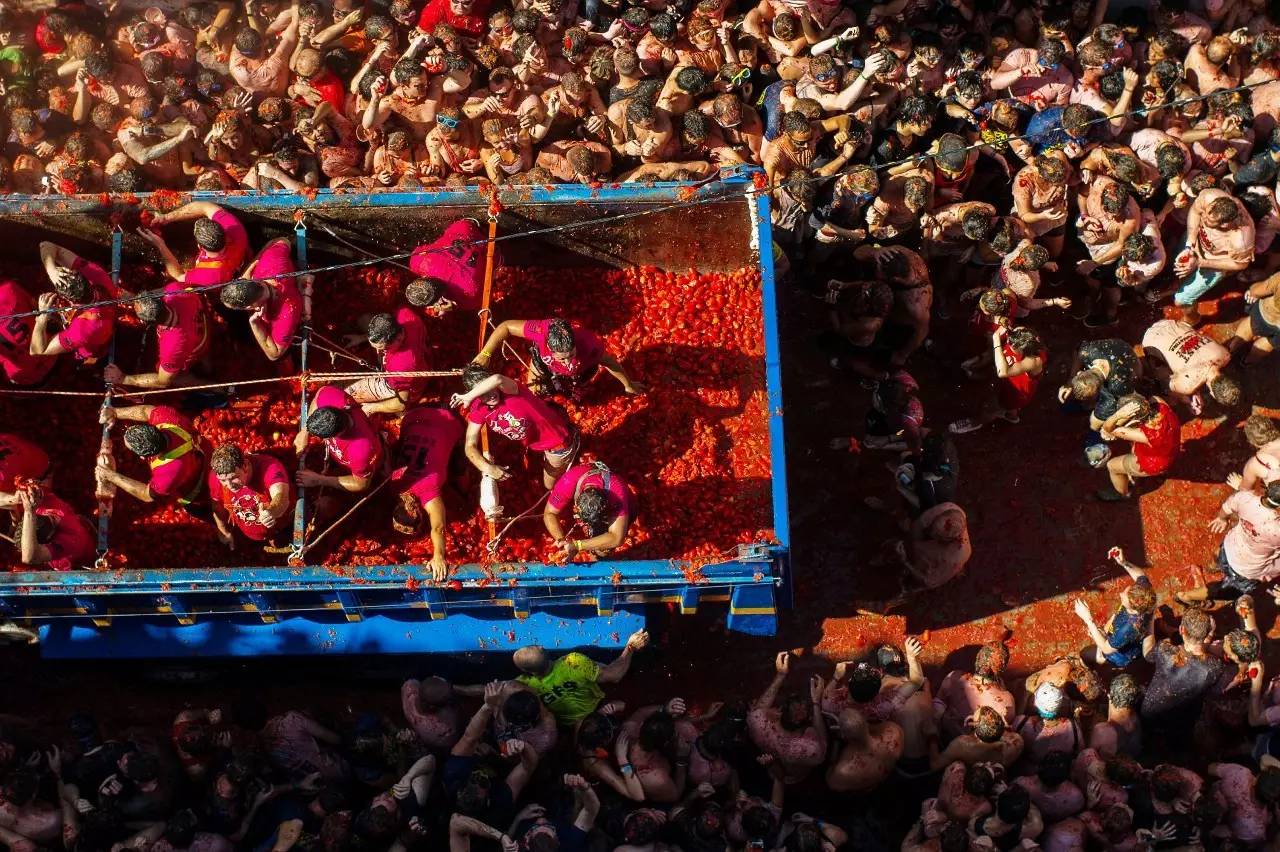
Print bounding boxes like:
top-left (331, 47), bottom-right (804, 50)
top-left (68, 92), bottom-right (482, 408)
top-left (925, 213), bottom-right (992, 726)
top-left (547, 462), bottom-right (636, 519)
top-left (313, 385), bottom-right (382, 478)
top-left (466, 385), bottom-right (572, 452)
top-left (0, 282), bottom-right (55, 385)
top-left (1214, 763), bottom-right (1269, 846)
top-left (156, 281), bottom-right (209, 374)
top-left (147, 405), bottom-right (204, 501)
top-left (522, 320), bottom-right (605, 380)
top-left (1222, 490), bottom-right (1280, 581)
top-left (0, 433), bottom-right (50, 491)
top-left (408, 219), bottom-right (487, 311)
top-left (57, 258), bottom-right (119, 362)
top-left (255, 241), bottom-right (302, 349)
top-left (207, 454), bottom-right (291, 541)
top-left (36, 492), bottom-right (95, 571)
top-left (395, 406), bottom-right (464, 507)
top-left (382, 306), bottom-right (430, 396)
top-left (184, 209), bottom-right (249, 287)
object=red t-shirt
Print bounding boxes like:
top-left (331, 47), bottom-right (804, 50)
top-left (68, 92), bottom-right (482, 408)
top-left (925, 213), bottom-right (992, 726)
top-left (35, 492), bottom-right (95, 571)
top-left (313, 385), bottom-right (382, 479)
top-left (208, 454), bottom-right (292, 540)
top-left (466, 385), bottom-right (572, 452)
top-left (307, 70), bottom-right (347, 116)
top-left (147, 406), bottom-right (204, 501)
top-left (547, 462), bottom-right (636, 519)
top-left (996, 344), bottom-right (1046, 413)
top-left (156, 282), bottom-right (209, 374)
top-left (1135, 401), bottom-right (1181, 475)
top-left (395, 407), bottom-right (464, 507)
top-left (0, 282), bottom-right (55, 385)
top-left (381, 306), bottom-right (430, 396)
top-left (407, 219), bottom-right (488, 311)
top-left (0, 433), bottom-right (50, 492)
top-left (183, 209), bottom-right (249, 287)
top-left (522, 319), bottom-right (605, 381)
top-left (417, 0), bottom-right (489, 37)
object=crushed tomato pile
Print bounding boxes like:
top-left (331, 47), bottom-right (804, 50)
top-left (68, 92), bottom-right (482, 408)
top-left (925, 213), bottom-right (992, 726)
top-left (0, 258), bottom-right (774, 574)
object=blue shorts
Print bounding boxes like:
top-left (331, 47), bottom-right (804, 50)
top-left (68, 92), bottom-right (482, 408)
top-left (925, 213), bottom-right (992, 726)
top-left (1216, 544), bottom-right (1260, 596)
top-left (1172, 239), bottom-right (1226, 306)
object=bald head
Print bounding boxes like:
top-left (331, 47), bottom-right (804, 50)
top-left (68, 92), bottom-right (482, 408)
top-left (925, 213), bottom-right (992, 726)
top-left (418, 676), bottom-right (454, 707)
top-left (837, 707), bottom-right (869, 742)
top-left (513, 645), bottom-right (550, 675)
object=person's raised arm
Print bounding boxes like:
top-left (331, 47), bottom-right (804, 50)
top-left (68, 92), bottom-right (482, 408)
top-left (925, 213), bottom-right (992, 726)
top-left (756, 651), bottom-right (791, 709)
top-left (452, 680), bottom-right (503, 756)
top-left (820, 51), bottom-right (887, 113)
top-left (1073, 598), bottom-right (1117, 657)
top-left (151, 201), bottom-right (222, 227)
top-left (598, 629), bottom-right (650, 683)
top-left (808, 674), bottom-right (829, 754)
top-left (566, 774), bottom-right (600, 831)
top-left (450, 814), bottom-right (515, 852)
top-left (310, 8), bottom-right (362, 49)
top-left (504, 737), bottom-right (540, 800)
top-left (1249, 661), bottom-right (1269, 727)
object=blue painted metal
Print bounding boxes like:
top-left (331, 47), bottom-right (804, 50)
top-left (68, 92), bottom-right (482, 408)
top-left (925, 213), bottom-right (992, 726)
top-left (0, 171), bottom-right (787, 656)
top-left (35, 608), bottom-right (648, 658)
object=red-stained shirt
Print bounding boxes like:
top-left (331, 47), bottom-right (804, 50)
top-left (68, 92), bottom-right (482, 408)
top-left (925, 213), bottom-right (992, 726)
top-left (1133, 401), bottom-right (1180, 476)
top-left (147, 406), bottom-right (205, 501)
top-left (34, 492), bottom-right (95, 571)
top-left (381, 306), bottom-right (430, 397)
top-left (208, 454), bottom-right (292, 541)
top-left (522, 319), bottom-right (605, 381)
top-left (156, 282), bottom-right (209, 374)
top-left (395, 406), bottom-right (464, 507)
top-left (408, 219), bottom-right (488, 311)
top-left (0, 433), bottom-right (49, 492)
top-left (183, 209), bottom-right (249, 287)
top-left (254, 241), bottom-right (302, 350)
top-left (547, 462), bottom-right (635, 519)
top-left (0, 282), bottom-right (55, 385)
top-left (466, 385), bottom-right (571, 452)
top-left (313, 385), bottom-right (382, 479)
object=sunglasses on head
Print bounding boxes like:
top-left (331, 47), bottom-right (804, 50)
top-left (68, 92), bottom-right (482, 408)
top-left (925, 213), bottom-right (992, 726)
top-left (814, 68), bottom-right (839, 82)
top-left (437, 114), bottom-right (460, 129)
top-left (728, 67), bottom-right (751, 85)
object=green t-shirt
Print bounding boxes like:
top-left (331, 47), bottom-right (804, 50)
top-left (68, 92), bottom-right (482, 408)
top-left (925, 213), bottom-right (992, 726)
top-left (518, 652), bottom-right (604, 725)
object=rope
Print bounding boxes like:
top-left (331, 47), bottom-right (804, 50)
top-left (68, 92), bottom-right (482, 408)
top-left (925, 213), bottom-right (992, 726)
top-left (298, 474), bottom-right (395, 558)
top-left (485, 491), bottom-right (551, 558)
top-left (0, 370), bottom-right (465, 399)
top-left (307, 329), bottom-right (377, 370)
top-left (478, 217), bottom-right (500, 544)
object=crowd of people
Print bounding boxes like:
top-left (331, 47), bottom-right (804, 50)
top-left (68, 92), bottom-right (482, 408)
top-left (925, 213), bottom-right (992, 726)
top-left (5, 0), bottom-right (1280, 847)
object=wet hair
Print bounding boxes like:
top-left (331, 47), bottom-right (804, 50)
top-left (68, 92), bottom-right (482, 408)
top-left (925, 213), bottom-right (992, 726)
top-left (1108, 673), bottom-right (1140, 710)
top-left (772, 12), bottom-right (798, 40)
top-left (1038, 38), bottom-right (1067, 67)
top-left (1208, 196), bottom-right (1241, 226)
top-left (511, 8), bottom-right (539, 34)
top-left (258, 97), bottom-right (291, 125)
top-left (978, 288), bottom-right (1011, 318)
top-left (897, 97), bottom-right (936, 134)
top-left (1014, 243), bottom-right (1050, 271)
top-left (996, 785), bottom-right (1031, 823)
top-left (566, 144), bottom-right (596, 177)
top-left (193, 218), bottom-right (227, 253)
top-left (964, 763), bottom-right (995, 796)
top-left (461, 364), bottom-right (493, 393)
top-left (140, 52), bottom-right (168, 83)
top-left (626, 98), bottom-right (654, 125)
top-left (781, 110), bottom-right (811, 137)
top-left (1181, 608), bottom-right (1213, 642)
top-left (846, 662), bottom-right (883, 703)
top-left (364, 13), bottom-right (394, 42)
top-left (961, 209), bottom-right (995, 241)
top-left (163, 810), bottom-right (199, 848)
top-left (675, 66), bottom-right (709, 95)
top-left (1036, 154), bottom-right (1068, 184)
top-left (50, 266), bottom-right (90, 302)
top-left (954, 70), bottom-right (984, 102)
top-left (1038, 749), bottom-right (1072, 787)
top-left (1006, 327), bottom-right (1043, 358)
top-left (649, 13), bottom-right (677, 40)
top-left (306, 406), bottom-right (349, 439)
top-left (1122, 233), bottom-right (1154, 263)
top-left (1106, 754), bottom-right (1142, 786)
top-left (1208, 373), bottom-right (1242, 407)
top-left (1188, 172), bottom-right (1220, 195)
top-left (1099, 71), bottom-right (1127, 102)
top-left (1125, 580), bottom-right (1156, 614)
top-left (1225, 628), bottom-right (1261, 662)
top-left (1061, 103), bottom-right (1097, 137)
top-left (575, 487), bottom-right (610, 533)
top-left (1101, 181), bottom-right (1130, 215)
top-left (1244, 415), bottom-right (1280, 448)
top-left (366, 313), bottom-right (401, 345)
top-left (1241, 188), bottom-right (1276, 223)
top-left (903, 177), bottom-right (929, 211)
top-left (873, 643), bottom-right (907, 678)
top-left (503, 690), bottom-right (541, 728)
top-left (220, 279), bottom-right (265, 310)
top-left (972, 706), bottom-right (1005, 743)
top-left (1151, 58), bottom-right (1183, 94)
top-left (234, 27), bottom-right (263, 58)
top-left (209, 445), bottom-right (244, 476)
top-left (1077, 39), bottom-right (1111, 70)
top-left (638, 710), bottom-right (675, 750)
top-left (1151, 765), bottom-right (1185, 802)
top-left (85, 52), bottom-right (113, 81)
top-left (123, 424), bottom-right (166, 458)
top-left (405, 278), bottom-right (443, 308)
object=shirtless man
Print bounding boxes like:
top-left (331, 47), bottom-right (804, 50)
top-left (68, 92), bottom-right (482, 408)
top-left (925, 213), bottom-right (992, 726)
top-left (400, 676), bottom-right (461, 752)
top-left (928, 706), bottom-right (1025, 771)
top-left (747, 652), bottom-right (827, 784)
top-left (934, 641), bottom-right (1017, 742)
top-left (1075, 177), bottom-right (1140, 326)
top-left (1229, 416), bottom-right (1280, 494)
top-left (1139, 318), bottom-right (1239, 415)
top-left (824, 708), bottom-right (902, 794)
top-left (1172, 189), bottom-right (1255, 323)
top-left (853, 245), bottom-right (932, 367)
top-left (1088, 674), bottom-right (1142, 758)
top-left (865, 172), bottom-right (932, 242)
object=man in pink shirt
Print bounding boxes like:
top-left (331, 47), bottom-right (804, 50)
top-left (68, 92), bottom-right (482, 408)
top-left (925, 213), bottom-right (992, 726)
top-left (96, 404), bottom-right (208, 512)
top-left (406, 218), bottom-right (489, 314)
top-left (0, 282), bottom-right (56, 386)
top-left (543, 460), bottom-right (637, 558)
top-left (11, 487), bottom-right (95, 571)
top-left (207, 444), bottom-right (293, 549)
top-left (0, 433), bottom-right (50, 500)
top-left (451, 367), bottom-right (577, 489)
top-left (28, 241), bottom-right (125, 368)
top-left (295, 385), bottom-right (384, 493)
top-left (476, 317), bottom-right (644, 400)
top-left (347, 308), bottom-right (430, 416)
top-left (137, 202), bottom-right (250, 289)
top-left (104, 282), bottom-right (209, 390)
top-left (228, 18), bottom-right (300, 97)
top-left (219, 239), bottom-right (309, 365)
top-left (391, 406), bottom-right (465, 580)
top-left (989, 39), bottom-right (1075, 110)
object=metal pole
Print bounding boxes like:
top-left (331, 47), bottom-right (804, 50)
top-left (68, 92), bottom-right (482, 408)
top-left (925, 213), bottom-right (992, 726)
top-left (289, 218), bottom-right (311, 565)
top-left (94, 226), bottom-right (123, 565)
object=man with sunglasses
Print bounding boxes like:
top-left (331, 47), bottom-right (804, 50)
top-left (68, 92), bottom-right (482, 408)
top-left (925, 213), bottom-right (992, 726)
top-left (795, 52), bottom-right (888, 114)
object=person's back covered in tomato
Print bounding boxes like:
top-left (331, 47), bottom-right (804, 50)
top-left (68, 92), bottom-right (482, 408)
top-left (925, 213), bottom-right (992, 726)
top-left (95, 404), bottom-right (208, 514)
top-left (8, 486), bottom-right (95, 571)
top-left (295, 384), bottom-right (385, 494)
top-left (207, 444), bottom-right (294, 548)
top-left (406, 218), bottom-right (490, 314)
top-left (28, 241), bottom-right (128, 369)
top-left (391, 405), bottom-right (465, 580)
top-left (543, 460), bottom-right (637, 558)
